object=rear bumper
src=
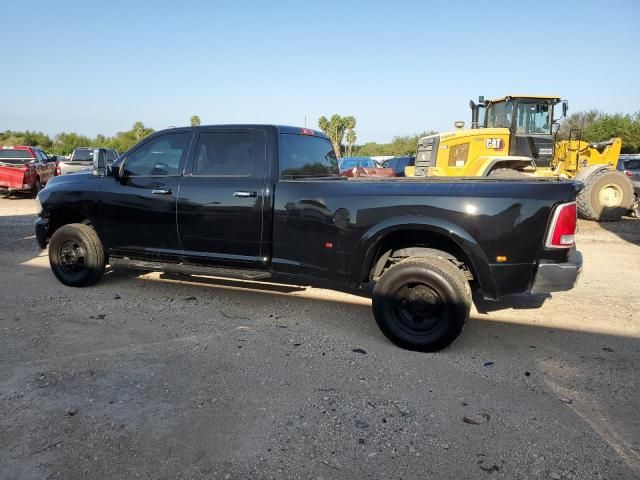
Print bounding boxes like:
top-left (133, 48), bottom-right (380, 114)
top-left (35, 217), bottom-right (50, 249)
top-left (530, 249), bottom-right (583, 294)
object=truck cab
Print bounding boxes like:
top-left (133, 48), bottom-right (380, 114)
top-left (470, 95), bottom-right (566, 166)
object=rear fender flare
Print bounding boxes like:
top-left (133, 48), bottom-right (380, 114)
top-left (352, 216), bottom-right (497, 298)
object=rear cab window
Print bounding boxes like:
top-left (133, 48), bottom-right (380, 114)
top-left (0, 149), bottom-right (35, 165)
top-left (279, 133), bottom-right (339, 179)
top-left (71, 148), bottom-right (94, 162)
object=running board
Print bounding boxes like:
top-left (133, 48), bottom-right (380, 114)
top-left (109, 257), bottom-right (272, 281)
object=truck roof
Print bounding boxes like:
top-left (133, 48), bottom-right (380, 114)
top-left (487, 95), bottom-right (561, 103)
top-left (162, 125), bottom-right (329, 140)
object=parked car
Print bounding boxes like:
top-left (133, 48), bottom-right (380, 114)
top-left (57, 147), bottom-right (118, 175)
top-left (617, 155), bottom-right (640, 182)
top-left (36, 125), bottom-right (582, 352)
top-left (617, 156), bottom-right (640, 216)
top-left (0, 146), bottom-right (56, 196)
top-left (339, 157), bottom-right (376, 172)
top-left (383, 156), bottom-right (415, 177)
top-left (339, 156), bottom-right (395, 177)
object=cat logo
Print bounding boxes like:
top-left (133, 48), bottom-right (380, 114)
top-left (485, 138), bottom-right (504, 150)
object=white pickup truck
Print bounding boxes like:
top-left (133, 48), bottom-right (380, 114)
top-left (57, 147), bottom-right (119, 175)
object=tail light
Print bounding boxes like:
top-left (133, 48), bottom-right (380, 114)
top-left (545, 202), bottom-right (577, 249)
top-left (623, 170), bottom-right (633, 177)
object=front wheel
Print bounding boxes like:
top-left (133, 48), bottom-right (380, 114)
top-left (49, 223), bottom-right (106, 287)
top-left (372, 256), bottom-right (471, 352)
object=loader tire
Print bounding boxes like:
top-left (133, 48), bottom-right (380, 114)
top-left (488, 168), bottom-right (524, 178)
top-left (577, 169), bottom-right (634, 222)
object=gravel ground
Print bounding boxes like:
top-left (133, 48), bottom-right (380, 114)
top-left (1, 198), bottom-right (639, 480)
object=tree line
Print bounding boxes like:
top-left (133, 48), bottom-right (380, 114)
top-left (319, 111), bottom-right (640, 157)
top-left (0, 115), bottom-right (203, 156)
top-left (557, 111), bottom-right (640, 153)
top-left (0, 121), bottom-right (155, 156)
top-left (2, 110), bottom-right (638, 158)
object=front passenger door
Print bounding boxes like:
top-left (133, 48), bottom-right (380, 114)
top-left (99, 130), bottom-right (193, 257)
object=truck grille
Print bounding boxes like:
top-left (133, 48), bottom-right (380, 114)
top-left (415, 136), bottom-right (440, 175)
top-left (448, 143), bottom-right (469, 167)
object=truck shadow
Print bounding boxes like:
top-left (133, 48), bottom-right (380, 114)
top-left (472, 291), bottom-right (551, 313)
top-left (594, 216), bottom-right (640, 246)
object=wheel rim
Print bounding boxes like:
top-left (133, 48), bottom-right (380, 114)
top-left (391, 282), bottom-right (445, 335)
top-left (598, 183), bottom-right (623, 208)
top-left (57, 240), bottom-right (87, 275)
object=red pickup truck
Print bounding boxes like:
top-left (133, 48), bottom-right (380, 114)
top-left (0, 146), bottom-right (56, 196)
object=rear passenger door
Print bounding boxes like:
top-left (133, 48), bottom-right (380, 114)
top-left (177, 128), bottom-right (268, 267)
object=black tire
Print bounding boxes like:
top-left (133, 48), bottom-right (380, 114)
top-left (577, 169), bottom-right (634, 222)
top-left (48, 223), bottom-right (106, 287)
top-left (372, 256), bottom-right (471, 352)
top-left (32, 177), bottom-right (42, 196)
top-left (488, 168), bottom-right (524, 178)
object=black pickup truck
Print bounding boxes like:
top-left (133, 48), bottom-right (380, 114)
top-left (35, 125), bottom-right (582, 351)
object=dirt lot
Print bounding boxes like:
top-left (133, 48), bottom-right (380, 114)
top-left (1, 198), bottom-right (639, 479)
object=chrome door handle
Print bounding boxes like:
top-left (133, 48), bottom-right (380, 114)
top-left (152, 189), bottom-right (172, 195)
top-left (233, 191), bottom-right (257, 198)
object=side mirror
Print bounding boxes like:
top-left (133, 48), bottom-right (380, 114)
top-left (93, 148), bottom-right (107, 177)
top-left (562, 100), bottom-right (568, 117)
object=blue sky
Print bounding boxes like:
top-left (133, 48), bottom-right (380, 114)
top-left (1, 0), bottom-right (638, 143)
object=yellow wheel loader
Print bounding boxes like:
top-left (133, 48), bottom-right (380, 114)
top-left (406, 95), bottom-right (636, 221)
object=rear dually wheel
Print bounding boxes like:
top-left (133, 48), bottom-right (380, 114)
top-left (372, 255), bottom-right (471, 352)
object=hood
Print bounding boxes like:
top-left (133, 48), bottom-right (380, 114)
top-left (44, 172), bottom-right (93, 188)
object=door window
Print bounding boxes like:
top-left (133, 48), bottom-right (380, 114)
top-left (124, 132), bottom-right (191, 176)
top-left (192, 131), bottom-right (264, 176)
top-left (486, 101), bottom-right (513, 129)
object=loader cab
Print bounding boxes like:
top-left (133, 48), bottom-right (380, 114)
top-left (471, 95), bottom-right (564, 166)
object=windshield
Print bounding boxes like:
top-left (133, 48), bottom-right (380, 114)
top-left (0, 149), bottom-right (35, 165)
top-left (514, 101), bottom-right (551, 134)
top-left (485, 101), bottom-right (513, 128)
